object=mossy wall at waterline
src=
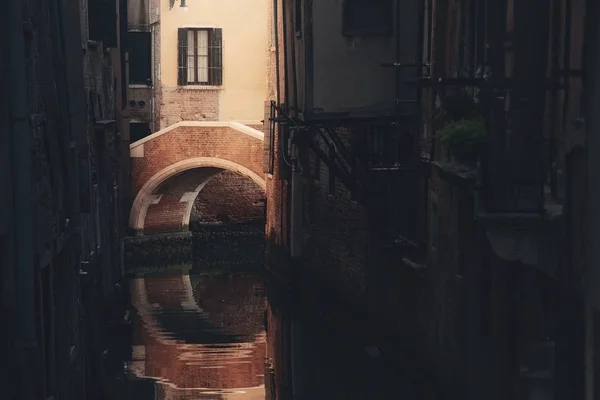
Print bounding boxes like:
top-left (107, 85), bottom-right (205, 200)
top-left (124, 222), bottom-right (265, 274)
top-left (124, 232), bottom-right (194, 272)
top-left (192, 222), bottom-right (265, 270)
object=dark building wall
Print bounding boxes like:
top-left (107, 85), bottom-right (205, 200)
top-left (264, 0), bottom-right (373, 310)
top-left (1, 0), bottom-right (130, 399)
top-left (420, 0), bottom-right (592, 398)
top-left (266, 0), bottom-right (597, 399)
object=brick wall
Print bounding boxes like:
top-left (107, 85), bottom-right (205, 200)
top-left (158, 87), bottom-right (220, 129)
top-left (131, 125), bottom-right (263, 196)
top-left (131, 124), bottom-right (264, 233)
top-left (264, 0), bottom-right (289, 260)
top-left (144, 193), bottom-right (188, 233)
top-left (300, 142), bottom-right (370, 300)
top-left (192, 171), bottom-right (265, 223)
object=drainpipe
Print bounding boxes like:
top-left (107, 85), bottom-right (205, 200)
top-left (584, 301), bottom-right (594, 400)
top-left (585, 2), bottom-right (600, 397)
top-left (273, 0), bottom-right (281, 106)
top-left (290, 142), bottom-right (302, 258)
top-left (7, 0), bottom-right (36, 345)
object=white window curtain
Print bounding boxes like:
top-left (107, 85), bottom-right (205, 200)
top-left (197, 30), bottom-right (209, 83)
top-left (186, 30), bottom-right (209, 84)
top-left (187, 30), bottom-right (195, 82)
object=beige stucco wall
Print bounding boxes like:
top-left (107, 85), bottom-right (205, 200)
top-left (159, 0), bottom-right (269, 122)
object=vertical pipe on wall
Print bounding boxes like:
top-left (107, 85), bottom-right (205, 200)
top-left (280, 0), bottom-right (290, 246)
top-left (288, 0), bottom-right (302, 257)
top-left (273, 0), bottom-right (281, 106)
top-left (290, 161), bottom-right (302, 258)
top-left (585, 301), bottom-right (594, 400)
top-left (585, 1), bottom-right (600, 398)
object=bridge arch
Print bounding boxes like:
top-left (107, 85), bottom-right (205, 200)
top-left (129, 157), bottom-right (266, 233)
top-left (128, 121), bottom-right (265, 235)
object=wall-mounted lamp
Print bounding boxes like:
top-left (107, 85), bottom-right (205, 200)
top-left (169, 0), bottom-right (188, 11)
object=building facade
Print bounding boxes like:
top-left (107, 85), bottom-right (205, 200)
top-left (126, 0), bottom-right (270, 139)
top-left (265, 0), bottom-right (600, 399)
top-left (0, 0), bottom-right (130, 398)
top-left (124, 0), bottom-right (271, 234)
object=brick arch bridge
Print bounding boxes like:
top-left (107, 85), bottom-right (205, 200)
top-left (129, 122), bottom-right (265, 235)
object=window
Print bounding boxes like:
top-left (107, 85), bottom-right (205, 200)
top-left (89, 0), bottom-right (117, 47)
top-left (342, 0), bottom-right (393, 36)
top-left (128, 31), bottom-right (151, 85)
top-left (130, 122), bottom-right (151, 142)
top-left (177, 28), bottom-right (223, 86)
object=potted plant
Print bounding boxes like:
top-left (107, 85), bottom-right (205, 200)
top-left (439, 117), bottom-right (487, 166)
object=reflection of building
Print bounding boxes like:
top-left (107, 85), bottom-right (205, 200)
top-left (130, 274), bottom-right (266, 398)
top-left (126, 0), bottom-right (270, 139)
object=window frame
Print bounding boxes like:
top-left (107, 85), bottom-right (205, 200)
top-left (127, 29), bottom-right (152, 85)
top-left (342, 0), bottom-right (394, 37)
top-left (186, 28), bottom-right (211, 85)
top-left (178, 27), bottom-right (223, 86)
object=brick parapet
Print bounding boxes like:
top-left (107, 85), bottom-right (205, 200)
top-left (130, 124), bottom-right (264, 233)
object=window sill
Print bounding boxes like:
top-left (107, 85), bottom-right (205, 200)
top-left (129, 84), bottom-right (152, 89)
top-left (179, 85), bottom-right (224, 90)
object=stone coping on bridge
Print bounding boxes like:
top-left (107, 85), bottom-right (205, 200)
top-left (130, 120), bottom-right (264, 156)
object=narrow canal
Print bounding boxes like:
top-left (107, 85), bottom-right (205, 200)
top-left (121, 225), bottom-right (431, 400)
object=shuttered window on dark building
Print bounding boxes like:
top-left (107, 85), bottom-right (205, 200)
top-left (342, 0), bottom-right (393, 36)
top-left (89, 0), bottom-right (118, 47)
top-left (177, 28), bottom-right (223, 86)
top-left (128, 31), bottom-right (152, 84)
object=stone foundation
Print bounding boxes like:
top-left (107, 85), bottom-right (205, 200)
top-left (124, 232), bottom-right (194, 273)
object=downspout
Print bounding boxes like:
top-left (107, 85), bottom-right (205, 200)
top-left (290, 160), bottom-right (302, 258)
top-left (584, 302), bottom-right (594, 400)
top-left (289, 0), bottom-right (303, 259)
top-left (280, 0), bottom-right (290, 249)
top-left (585, 0), bottom-right (600, 398)
top-left (7, 0), bottom-right (36, 344)
top-left (273, 0), bottom-right (281, 106)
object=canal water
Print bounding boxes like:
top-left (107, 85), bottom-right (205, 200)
top-left (122, 229), bottom-right (431, 399)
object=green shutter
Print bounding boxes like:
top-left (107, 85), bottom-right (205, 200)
top-left (209, 28), bottom-right (223, 85)
top-left (177, 28), bottom-right (188, 85)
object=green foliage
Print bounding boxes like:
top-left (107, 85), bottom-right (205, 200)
top-left (440, 117), bottom-right (487, 162)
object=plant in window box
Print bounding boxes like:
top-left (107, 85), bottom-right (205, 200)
top-left (439, 117), bottom-right (487, 167)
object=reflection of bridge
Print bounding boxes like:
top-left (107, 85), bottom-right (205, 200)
top-left (130, 273), bottom-right (266, 399)
top-left (128, 122), bottom-right (265, 235)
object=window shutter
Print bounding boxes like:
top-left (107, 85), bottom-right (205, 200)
top-left (209, 28), bottom-right (223, 85)
top-left (177, 28), bottom-right (188, 85)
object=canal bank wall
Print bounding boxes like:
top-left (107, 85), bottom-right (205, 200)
top-left (124, 222), bottom-right (265, 275)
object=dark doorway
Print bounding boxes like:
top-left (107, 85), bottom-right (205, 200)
top-left (129, 122), bottom-right (151, 143)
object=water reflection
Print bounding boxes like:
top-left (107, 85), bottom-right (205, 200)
top-left (127, 269), bottom-right (424, 400)
top-left (129, 271), bottom-right (266, 400)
